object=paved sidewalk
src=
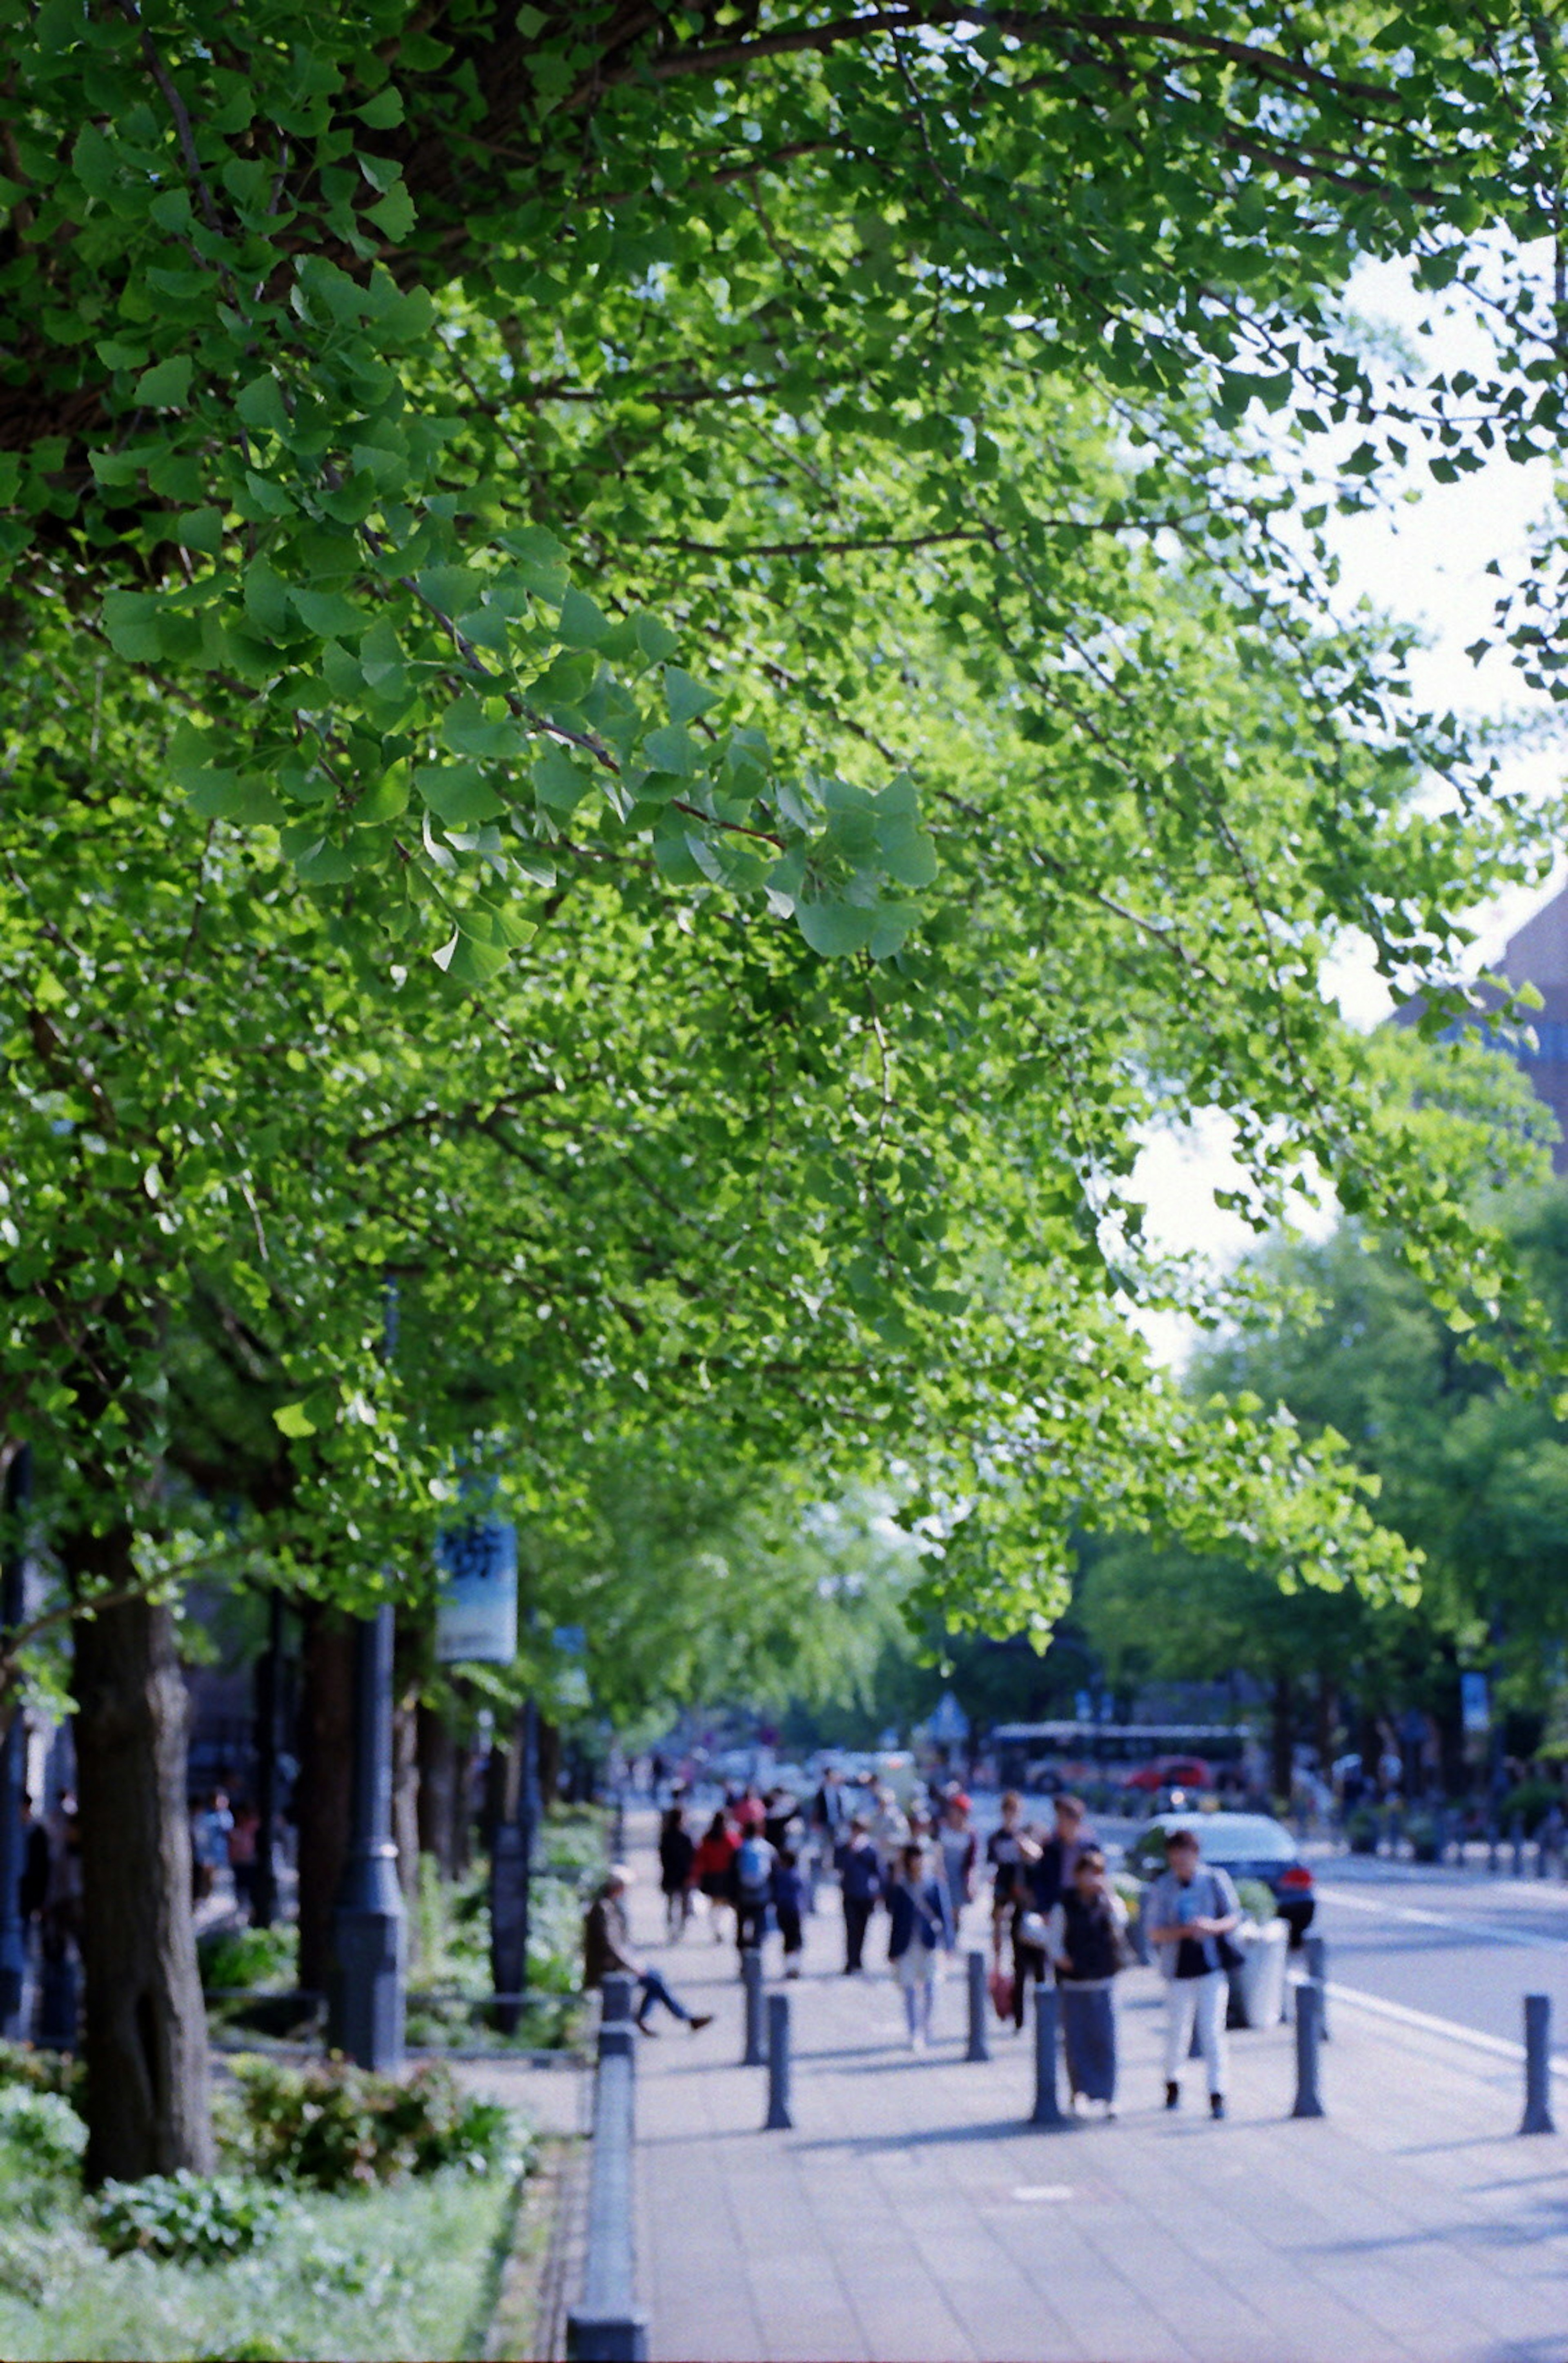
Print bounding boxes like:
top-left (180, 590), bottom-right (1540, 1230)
top-left (624, 1841), bottom-right (1568, 2363)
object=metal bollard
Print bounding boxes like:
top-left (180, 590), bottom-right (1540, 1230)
top-left (742, 1948), bottom-right (766, 2067)
top-left (1292, 1978), bottom-right (1325, 2118)
top-left (1030, 1981), bottom-right (1065, 2128)
top-left (1521, 1993), bottom-right (1556, 2135)
top-left (764, 1991), bottom-right (793, 2129)
top-left (965, 1949), bottom-right (990, 2062)
top-left (1511, 1814), bottom-right (1524, 1876)
top-left (1303, 1936), bottom-right (1329, 2041)
top-left (601, 1970), bottom-right (635, 2029)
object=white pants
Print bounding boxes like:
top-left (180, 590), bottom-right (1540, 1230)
top-left (1163, 1970), bottom-right (1228, 2094)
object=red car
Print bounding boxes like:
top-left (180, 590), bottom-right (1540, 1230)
top-left (1124, 1754), bottom-right (1215, 1794)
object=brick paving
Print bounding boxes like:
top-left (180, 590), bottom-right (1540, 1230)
top-left (619, 1842), bottom-right (1568, 2363)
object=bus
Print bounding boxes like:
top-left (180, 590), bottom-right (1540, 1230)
top-left (989, 1721), bottom-right (1248, 1793)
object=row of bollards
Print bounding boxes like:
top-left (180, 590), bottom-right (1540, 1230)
top-left (739, 1937), bottom-right (1557, 2143)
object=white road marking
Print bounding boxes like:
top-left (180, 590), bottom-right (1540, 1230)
top-left (1323, 1978), bottom-right (1568, 2077)
top-left (1319, 1885), bottom-right (1568, 1953)
top-left (1011, 2185), bottom-right (1075, 2201)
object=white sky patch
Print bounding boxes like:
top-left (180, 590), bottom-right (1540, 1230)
top-left (1131, 253), bottom-right (1568, 1363)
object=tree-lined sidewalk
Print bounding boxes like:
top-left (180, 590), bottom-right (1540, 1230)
top-left (618, 1840), bottom-right (1566, 2363)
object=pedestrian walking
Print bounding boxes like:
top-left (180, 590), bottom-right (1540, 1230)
top-left (838, 1815), bottom-right (883, 1973)
top-left (886, 1842), bottom-right (955, 2050)
top-left (811, 1765), bottom-right (849, 1852)
top-left (192, 1787), bottom-right (233, 1904)
top-left (227, 1802), bottom-right (261, 1916)
top-left (658, 1798), bottom-right (697, 1940)
top-left (1010, 1792), bottom-right (1094, 2031)
top-left (773, 1845), bottom-right (806, 1977)
top-left (869, 1784), bottom-right (909, 1878)
top-left (1144, 1825), bottom-right (1242, 2118)
top-left (692, 1809), bottom-right (738, 1945)
top-left (1044, 1844), bottom-right (1129, 2116)
top-left (936, 1789), bottom-right (978, 1929)
top-left (733, 1819), bottom-right (777, 1958)
top-left (582, 1866), bottom-right (714, 2036)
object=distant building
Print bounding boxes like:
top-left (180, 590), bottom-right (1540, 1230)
top-left (1489, 885), bottom-right (1568, 1171)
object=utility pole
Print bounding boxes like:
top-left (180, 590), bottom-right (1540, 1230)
top-left (0, 1446), bottom-right (31, 2039)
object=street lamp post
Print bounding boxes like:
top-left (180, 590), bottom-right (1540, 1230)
top-left (0, 1446), bottom-right (31, 2039)
top-left (490, 1695), bottom-right (537, 2033)
top-left (327, 1602), bottom-right (405, 2069)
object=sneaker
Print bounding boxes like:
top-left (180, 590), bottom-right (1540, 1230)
top-left (638, 2021), bottom-right (660, 2038)
top-left (1165, 2081), bottom-right (1180, 2110)
top-left (1210, 2093), bottom-right (1226, 2120)
top-left (688, 2013), bottom-right (713, 2035)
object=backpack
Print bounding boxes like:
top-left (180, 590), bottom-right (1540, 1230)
top-left (736, 1835), bottom-right (771, 1900)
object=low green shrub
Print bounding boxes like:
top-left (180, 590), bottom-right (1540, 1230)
top-left (92, 2172), bottom-right (296, 2265)
top-left (198, 1924), bottom-right (299, 1996)
top-left (1234, 1878), bottom-right (1278, 1925)
top-left (0, 2086), bottom-right (87, 2167)
top-left (231, 2055), bottom-right (520, 2191)
top-left (0, 2041), bottom-right (81, 2099)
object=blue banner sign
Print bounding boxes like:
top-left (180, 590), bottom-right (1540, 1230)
top-left (434, 1518), bottom-right (518, 1665)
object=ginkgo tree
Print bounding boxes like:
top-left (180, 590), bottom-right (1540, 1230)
top-left (7, 0), bottom-right (1568, 2183)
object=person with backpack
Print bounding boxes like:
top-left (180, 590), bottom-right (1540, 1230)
top-left (772, 1845), bottom-right (807, 1977)
top-left (837, 1815), bottom-right (883, 1973)
top-left (886, 1841), bottom-right (955, 2049)
top-left (1144, 1825), bottom-right (1243, 2118)
top-left (1044, 1844), bottom-right (1129, 2116)
top-left (733, 1822), bottom-right (777, 1958)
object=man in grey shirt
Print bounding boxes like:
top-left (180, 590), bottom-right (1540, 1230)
top-left (1144, 1826), bottom-right (1242, 2118)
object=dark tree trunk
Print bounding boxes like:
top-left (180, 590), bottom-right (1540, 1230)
top-left (72, 1537), bottom-right (213, 2183)
top-left (295, 1602), bottom-right (354, 1998)
top-left (1313, 1673), bottom-right (1336, 1771)
top-left (481, 1734), bottom-right (512, 1856)
top-left (1270, 1671), bottom-right (1295, 1805)
top-left (392, 1688), bottom-right (420, 1936)
top-left (416, 1702), bottom-right (457, 1874)
top-left (537, 1716), bottom-right (562, 1816)
top-left (450, 1740), bottom-right (473, 1878)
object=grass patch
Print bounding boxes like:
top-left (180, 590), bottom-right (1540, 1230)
top-left (0, 2100), bottom-right (538, 2361)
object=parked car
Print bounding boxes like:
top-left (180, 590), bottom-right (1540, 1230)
top-left (1123, 1754), bottom-right (1215, 1795)
top-left (1121, 1810), bottom-right (1316, 1944)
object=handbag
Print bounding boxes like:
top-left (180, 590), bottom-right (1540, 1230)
top-left (988, 1966), bottom-right (1015, 2021)
top-left (1016, 1909), bottom-right (1050, 1950)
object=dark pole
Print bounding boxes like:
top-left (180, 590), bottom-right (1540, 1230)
top-left (328, 1601), bottom-right (405, 2068)
top-left (0, 1446), bottom-right (31, 2038)
top-left (490, 1695), bottom-right (536, 2033)
top-left (251, 1589), bottom-right (283, 1930)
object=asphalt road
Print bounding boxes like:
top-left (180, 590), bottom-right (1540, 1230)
top-left (1311, 1856), bottom-right (1568, 2065)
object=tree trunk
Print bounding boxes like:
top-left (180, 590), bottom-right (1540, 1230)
top-left (416, 1702), bottom-right (457, 1875)
top-left (1270, 1670), bottom-right (1295, 1805)
top-left (392, 1686), bottom-right (420, 1953)
top-left (451, 1740), bottom-right (473, 1877)
top-left (294, 1602), bottom-right (354, 1998)
top-left (72, 1539), bottom-right (213, 2183)
top-left (537, 1715), bottom-right (562, 1817)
